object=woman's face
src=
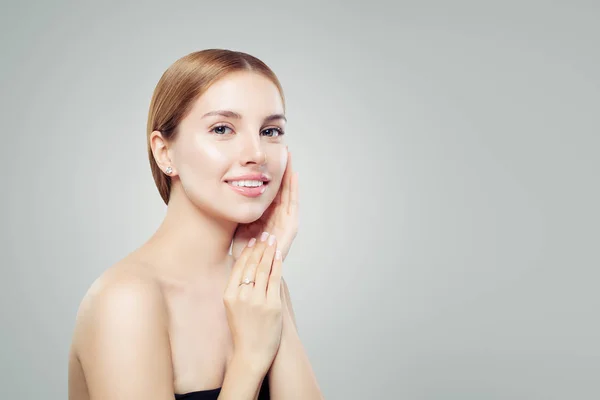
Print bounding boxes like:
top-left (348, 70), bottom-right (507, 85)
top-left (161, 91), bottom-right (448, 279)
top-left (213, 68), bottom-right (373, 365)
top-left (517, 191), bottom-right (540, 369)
top-left (168, 71), bottom-right (287, 223)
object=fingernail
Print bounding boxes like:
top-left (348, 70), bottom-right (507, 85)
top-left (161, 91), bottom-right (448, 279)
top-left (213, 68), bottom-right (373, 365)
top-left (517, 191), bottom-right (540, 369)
top-left (268, 234), bottom-right (276, 246)
top-left (248, 238), bottom-right (256, 247)
top-left (260, 232), bottom-right (269, 242)
top-left (275, 250), bottom-right (282, 260)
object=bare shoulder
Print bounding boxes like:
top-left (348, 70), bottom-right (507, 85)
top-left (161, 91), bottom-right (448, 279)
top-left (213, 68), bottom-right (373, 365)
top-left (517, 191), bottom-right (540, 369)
top-left (72, 260), bottom-right (166, 346)
top-left (70, 260), bottom-right (174, 399)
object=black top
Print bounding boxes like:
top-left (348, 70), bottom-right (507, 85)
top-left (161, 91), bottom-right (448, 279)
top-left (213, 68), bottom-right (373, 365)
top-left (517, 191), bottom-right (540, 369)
top-left (174, 378), bottom-right (270, 399)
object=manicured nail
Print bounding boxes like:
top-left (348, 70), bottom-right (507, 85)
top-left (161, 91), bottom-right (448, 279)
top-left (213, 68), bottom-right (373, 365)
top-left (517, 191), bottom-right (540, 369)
top-left (275, 250), bottom-right (282, 260)
top-left (260, 232), bottom-right (269, 242)
top-left (248, 238), bottom-right (256, 247)
top-left (268, 234), bottom-right (276, 246)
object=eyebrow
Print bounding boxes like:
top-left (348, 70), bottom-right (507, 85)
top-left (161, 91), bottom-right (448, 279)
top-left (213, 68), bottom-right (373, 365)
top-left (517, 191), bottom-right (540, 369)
top-left (201, 110), bottom-right (287, 123)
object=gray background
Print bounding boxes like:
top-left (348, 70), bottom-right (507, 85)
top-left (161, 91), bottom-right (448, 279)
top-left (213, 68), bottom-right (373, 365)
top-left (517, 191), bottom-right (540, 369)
top-left (1, 0), bottom-right (599, 399)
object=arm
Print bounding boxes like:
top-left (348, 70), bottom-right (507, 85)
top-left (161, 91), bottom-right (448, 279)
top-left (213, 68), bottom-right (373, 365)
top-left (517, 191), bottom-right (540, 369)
top-left (268, 278), bottom-right (324, 400)
top-left (219, 356), bottom-right (267, 400)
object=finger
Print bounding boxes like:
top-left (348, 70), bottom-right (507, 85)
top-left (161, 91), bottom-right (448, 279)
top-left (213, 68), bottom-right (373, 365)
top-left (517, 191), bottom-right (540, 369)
top-left (266, 248), bottom-right (283, 303)
top-left (280, 150), bottom-right (292, 209)
top-left (253, 234), bottom-right (277, 296)
top-left (239, 231), bottom-right (270, 294)
top-left (288, 171), bottom-right (299, 215)
top-left (226, 237), bottom-right (258, 295)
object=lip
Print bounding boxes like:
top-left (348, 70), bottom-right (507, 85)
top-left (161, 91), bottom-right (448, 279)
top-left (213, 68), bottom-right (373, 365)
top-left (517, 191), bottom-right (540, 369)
top-left (224, 173), bottom-right (270, 182)
top-left (224, 174), bottom-right (270, 198)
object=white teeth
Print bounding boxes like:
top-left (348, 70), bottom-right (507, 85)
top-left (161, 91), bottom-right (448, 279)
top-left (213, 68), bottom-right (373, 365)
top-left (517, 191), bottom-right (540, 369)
top-left (230, 180), bottom-right (264, 187)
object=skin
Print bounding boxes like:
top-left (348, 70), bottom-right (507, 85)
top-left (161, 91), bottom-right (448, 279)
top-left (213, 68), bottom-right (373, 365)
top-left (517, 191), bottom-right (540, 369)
top-left (68, 70), bottom-right (322, 399)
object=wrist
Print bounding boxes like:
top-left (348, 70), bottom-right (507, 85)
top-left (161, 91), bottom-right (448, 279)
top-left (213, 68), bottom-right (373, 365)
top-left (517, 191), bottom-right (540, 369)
top-left (220, 354), bottom-right (267, 399)
top-left (229, 353), bottom-right (269, 378)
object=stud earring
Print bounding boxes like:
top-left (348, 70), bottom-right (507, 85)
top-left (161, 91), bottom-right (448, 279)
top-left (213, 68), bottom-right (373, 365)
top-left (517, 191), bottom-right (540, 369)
top-left (165, 166), bottom-right (173, 175)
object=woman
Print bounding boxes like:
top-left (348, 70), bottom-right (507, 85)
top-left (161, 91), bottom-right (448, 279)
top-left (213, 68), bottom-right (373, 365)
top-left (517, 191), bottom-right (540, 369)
top-left (68, 49), bottom-right (323, 400)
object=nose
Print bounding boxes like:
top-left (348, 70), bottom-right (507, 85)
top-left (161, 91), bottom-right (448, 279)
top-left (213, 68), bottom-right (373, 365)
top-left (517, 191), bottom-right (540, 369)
top-left (238, 132), bottom-right (266, 166)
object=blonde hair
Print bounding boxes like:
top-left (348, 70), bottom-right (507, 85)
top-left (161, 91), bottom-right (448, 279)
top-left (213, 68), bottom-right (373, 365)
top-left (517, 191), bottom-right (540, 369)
top-left (146, 49), bottom-right (286, 204)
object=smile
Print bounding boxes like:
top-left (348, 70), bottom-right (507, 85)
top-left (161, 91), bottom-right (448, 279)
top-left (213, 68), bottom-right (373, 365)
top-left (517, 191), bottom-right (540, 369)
top-left (225, 180), bottom-right (269, 198)
top-left (229, 180), bottom-right (264, 187)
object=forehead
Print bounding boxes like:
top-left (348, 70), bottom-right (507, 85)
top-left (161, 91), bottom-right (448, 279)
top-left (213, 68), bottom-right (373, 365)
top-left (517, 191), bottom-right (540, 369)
top-left (191, 71), bottom-right (284, 117)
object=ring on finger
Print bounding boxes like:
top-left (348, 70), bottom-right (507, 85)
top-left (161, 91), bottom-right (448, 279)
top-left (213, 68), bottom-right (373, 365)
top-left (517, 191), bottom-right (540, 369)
top-left (239, 277), bottom-right (255, 286)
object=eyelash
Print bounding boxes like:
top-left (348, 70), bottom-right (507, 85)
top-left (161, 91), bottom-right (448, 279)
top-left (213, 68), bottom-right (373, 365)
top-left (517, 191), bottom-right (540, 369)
top-left (210, 124), bottom-right (285, 138)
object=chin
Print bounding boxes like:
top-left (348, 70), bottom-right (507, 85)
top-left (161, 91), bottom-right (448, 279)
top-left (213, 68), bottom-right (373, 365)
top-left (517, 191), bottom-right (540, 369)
top-left (227, 204), bottom-right (269, 224)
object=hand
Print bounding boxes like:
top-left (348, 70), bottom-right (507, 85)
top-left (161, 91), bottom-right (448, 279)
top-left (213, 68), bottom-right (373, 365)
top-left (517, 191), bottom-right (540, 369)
top-left (223, 232), bottom-right (283, 375)
top-left (232, 149), bottom-right (299, 263)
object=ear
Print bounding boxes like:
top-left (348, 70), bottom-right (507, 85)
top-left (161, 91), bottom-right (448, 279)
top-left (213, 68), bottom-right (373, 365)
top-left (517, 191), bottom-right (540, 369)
top-left (150, 130), bottom-right (177, 176)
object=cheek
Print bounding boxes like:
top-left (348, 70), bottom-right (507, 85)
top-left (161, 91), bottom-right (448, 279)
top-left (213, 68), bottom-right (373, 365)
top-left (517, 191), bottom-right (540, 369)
top-left (178, 138), bottom-right (231, 181)
top-left (269, 146), bottom-right (288, 185)
top-left (202, 141), bottom-right (230, 167)
top-left (278, 146), bottom-right (288, 170)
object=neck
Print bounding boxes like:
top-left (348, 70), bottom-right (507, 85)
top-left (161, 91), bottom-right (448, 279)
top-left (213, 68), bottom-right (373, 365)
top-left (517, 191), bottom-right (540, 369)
top-left (144, 185), bottom-right (238, 280)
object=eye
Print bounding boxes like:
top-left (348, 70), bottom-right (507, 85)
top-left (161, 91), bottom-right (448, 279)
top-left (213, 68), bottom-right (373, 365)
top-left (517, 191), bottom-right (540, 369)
top-left (261, 127), bottom-right (285, 138)
top-left (210, 125), bottom-right (233, 135)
